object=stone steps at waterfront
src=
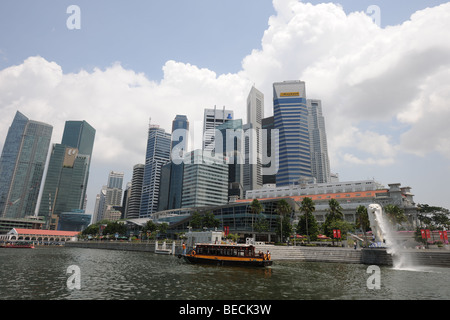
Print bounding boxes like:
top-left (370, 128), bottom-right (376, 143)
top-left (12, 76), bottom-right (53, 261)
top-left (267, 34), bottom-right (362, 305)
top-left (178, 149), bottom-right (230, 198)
top-left (255, 245), bottom-right (363, 264)
top-left (65, 242), bottom-right (450, 268)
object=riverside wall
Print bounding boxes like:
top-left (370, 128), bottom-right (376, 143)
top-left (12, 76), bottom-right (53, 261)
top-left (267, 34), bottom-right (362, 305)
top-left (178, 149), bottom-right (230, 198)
top-left (65, 241), bottom-right (450, 268)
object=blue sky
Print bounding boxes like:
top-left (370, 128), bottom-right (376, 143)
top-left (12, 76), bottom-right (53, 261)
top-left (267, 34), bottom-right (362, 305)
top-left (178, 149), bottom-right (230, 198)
top-left (1, 0), bottom-right (446, 77)
top-left (1, 0), bottom-right (450, 214)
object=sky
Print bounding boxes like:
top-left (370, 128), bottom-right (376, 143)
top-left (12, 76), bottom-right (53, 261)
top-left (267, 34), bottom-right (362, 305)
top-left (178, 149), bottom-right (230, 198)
top-left (1, 0), bottom-right (450, 215)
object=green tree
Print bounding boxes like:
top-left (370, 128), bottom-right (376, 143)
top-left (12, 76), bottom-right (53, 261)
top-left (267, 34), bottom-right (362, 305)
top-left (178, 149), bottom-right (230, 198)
top-left (103, 221), bottom-right (127, 236)
top-left (254, 213), bottom-right (270, 233)
top-left (189, 212), bottom-right (203, 230)
top-left (297, 197), bottom-right (317, 242)
top-left (143, 220), bottom-right (158, 233)
top-left (384, 204), bottom-right (407, 226)
top-left (323, 199), bottom-right (344, 241)
top-left (275, 199), bottom-right (292, 242)
top-left (202, 212), bottom-right (220, 229)
top-left (355, 205), bottom-right (370, 246)
top-left (189, 211), bottom-right (220, 230)
top-left (417, 204), bottom-right (450, 230)
top-left (250, 198), bottom-right (263, 233)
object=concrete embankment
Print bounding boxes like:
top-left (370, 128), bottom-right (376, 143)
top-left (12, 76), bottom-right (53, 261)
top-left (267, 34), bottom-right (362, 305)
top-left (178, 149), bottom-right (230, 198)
top-left (65, 241), bottom-right (450, 268)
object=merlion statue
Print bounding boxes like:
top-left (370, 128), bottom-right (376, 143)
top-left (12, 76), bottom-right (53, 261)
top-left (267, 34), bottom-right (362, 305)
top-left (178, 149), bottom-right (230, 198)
top-left (368, 203), bottom-right (384, 243)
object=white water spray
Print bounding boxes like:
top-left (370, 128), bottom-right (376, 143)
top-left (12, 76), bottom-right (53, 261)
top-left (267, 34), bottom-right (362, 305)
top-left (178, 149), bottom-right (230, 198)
top-left (367, 204), bottom-right (415, 270)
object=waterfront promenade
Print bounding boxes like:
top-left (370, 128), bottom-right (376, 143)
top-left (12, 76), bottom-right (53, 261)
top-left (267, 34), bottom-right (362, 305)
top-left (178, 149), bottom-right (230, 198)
top-left (65, 241), bottom-right (450, 268)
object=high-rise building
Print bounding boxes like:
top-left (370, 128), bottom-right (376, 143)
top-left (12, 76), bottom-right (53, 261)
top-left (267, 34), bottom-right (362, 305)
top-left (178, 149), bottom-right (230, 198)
top-left (139, 124), bottom-right (171, 218)
top-left (307, 99), bottom-right (331, 183)
top-left (262, 116), bottom-right (276, 185)
top-left (38, 120), bottom-right (95, 229)
top-left (203, 107), bottom-right (234, 152)
top-left (181, 150), bottom-right (228, 208)
top-left (244, 86), bottom-right (264, 192)
top-left (273, 80), bottom-right (312, 186)
top-left (168, 115), bottom-right (189, 209)
top-left (108, 171), bottom-right (124, 189)
top-left (125, 164), bottom-right (144, 219)
top-left (0, 111), bottom-right (53, 219)
top-left (217, 119), bottom-right (244, 199)
top-left (105, 171), bottom-right (124, 207)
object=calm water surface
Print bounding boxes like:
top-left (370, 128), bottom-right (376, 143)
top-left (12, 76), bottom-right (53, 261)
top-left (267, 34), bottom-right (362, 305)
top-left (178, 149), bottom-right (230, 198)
top-left (0, 246), bottom-right (449, 300)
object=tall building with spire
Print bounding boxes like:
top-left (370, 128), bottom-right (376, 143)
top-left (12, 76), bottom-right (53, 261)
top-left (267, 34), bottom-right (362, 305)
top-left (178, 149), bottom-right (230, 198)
top-left (0, 111), bottom-right (53, 219)
top-left (308, 99), bottom-right (331, 183)
top-left (244, 86), bottom-right (264, 193)
top-left (139, 123), bottom-right (171, 218)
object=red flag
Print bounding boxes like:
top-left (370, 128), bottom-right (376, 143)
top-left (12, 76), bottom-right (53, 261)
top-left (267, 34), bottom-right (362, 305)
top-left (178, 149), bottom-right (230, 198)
top-left (420, 229), bottom-right (426, 239)
top-left (439, 231), bottom-right (444, 240)
top-left (337, 229), bottom-right (341, 238)
top-left (444, 231), bottom-right (448, 241)
top-left (425, 229), bottom-right (431, 239)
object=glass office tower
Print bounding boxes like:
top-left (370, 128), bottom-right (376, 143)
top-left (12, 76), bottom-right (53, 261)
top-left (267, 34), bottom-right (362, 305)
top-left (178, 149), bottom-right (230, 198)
top-left (0, 111), bottom-right (53, 219)
top-left (168, 115), bottom-right (189, 210)
top-left (38, 120), bottom-right (95, 229)
top-left (273, 81), bottom-right (312, 186)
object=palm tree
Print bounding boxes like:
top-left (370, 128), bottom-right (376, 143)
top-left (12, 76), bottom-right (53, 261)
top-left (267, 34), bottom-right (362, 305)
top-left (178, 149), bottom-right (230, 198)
top-left (327, 199), bottom-right (344, 221)
top-left (299, 197), bottom-right (315, 243)
top-left (355, 205), bottom-right (370, 246)
top-left (276, 199), bottom-right (292, 243)
top-left (324, 199), bottom-right (344, 244)
top-left (384, 204), bottom-right (407, 227)
top-left (250, 199), bottom-right (263, 235)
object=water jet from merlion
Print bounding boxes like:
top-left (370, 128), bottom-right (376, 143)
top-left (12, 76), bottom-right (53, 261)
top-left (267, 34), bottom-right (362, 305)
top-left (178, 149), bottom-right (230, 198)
top-left (367, 203), bottom-right (416, 270)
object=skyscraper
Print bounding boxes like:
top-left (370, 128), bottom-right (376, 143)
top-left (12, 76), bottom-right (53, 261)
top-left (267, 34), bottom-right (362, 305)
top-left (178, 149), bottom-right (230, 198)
top-left (203, 107), bottom-right (234, 152)
top-left (95, 171), bottom-right (124, 222)
top-left (0, 111), bottom-right (53, 219)
top-left (168, 115), bottom-right (189, 209)
top-left (273, 80), bottom-right (312, 186)
top-left (139, 124), bottom-right (171, 218)
top-left (125, 163), bottom-right (144, 219)
top-left (217, 119), bottom-right (244, 199)
top-left (244, 86), bottom-right (264, 192)
top-left (37, 120), bottom-right (95, 229)
top-left (181, 150), bottom-right (228, 208)
top-left (308, 99), bottom-right (331, 183)
top-left (262, 116), bottom-right (276, 185)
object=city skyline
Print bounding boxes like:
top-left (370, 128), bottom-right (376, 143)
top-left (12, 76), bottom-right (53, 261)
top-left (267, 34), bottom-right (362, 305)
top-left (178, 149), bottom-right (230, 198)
top-left (1, 1), bottom-right (450, 212)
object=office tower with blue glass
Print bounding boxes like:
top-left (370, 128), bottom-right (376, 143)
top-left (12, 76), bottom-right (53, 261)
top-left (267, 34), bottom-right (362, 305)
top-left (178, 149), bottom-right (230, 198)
top-left (37, 120), bottom-right (95, 229)
top-left (168, 115), bottom-right (189, 209)
top-left (0, 111), bottom-right (53, 219)
top-left (273, 81), bottom-right (312, 186)
top-left (140, 124), bottom-right (171, 218)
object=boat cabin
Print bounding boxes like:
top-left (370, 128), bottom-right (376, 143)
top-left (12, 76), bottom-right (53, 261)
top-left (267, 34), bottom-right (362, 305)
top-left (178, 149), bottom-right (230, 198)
top-left (194, 244), bottom-right (260, 258)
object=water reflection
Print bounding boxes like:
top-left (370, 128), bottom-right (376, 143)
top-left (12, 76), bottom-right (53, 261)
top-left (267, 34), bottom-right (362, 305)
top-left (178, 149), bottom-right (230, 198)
top-left (0, 247), bottom-right (449, 300)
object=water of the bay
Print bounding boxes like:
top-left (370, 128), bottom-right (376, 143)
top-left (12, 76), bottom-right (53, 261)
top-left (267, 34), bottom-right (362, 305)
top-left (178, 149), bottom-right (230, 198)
top-left (0, 246), bottom-right (449, 300)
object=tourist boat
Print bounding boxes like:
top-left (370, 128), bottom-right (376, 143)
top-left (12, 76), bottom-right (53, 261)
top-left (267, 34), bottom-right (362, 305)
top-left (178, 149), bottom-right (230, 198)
top-left (0, 242), bottom-right (35, 249)
top-left (181, 243), bottom-right (272, 267)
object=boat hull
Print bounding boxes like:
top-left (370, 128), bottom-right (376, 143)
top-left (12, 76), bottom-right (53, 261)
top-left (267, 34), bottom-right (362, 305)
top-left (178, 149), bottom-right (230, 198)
top-left (0, 244), bottom-right (35, 249)
top-left (182, 254), bottom-right (272, 267)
